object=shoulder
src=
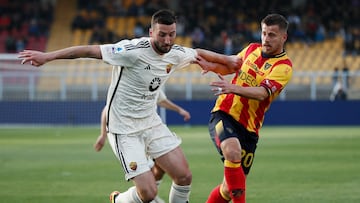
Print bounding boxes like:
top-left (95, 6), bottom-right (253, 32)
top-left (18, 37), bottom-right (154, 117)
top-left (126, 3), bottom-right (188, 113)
top-left (171, 44), bottom-right (197, 57)
top-left (113, 37), bottom-right (151, 52)
top-left (239, 43), bottom-right (261, 58)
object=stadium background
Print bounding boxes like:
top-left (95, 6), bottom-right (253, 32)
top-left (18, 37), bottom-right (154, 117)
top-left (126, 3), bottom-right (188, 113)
top-left (0, 0), bottom-right (359, 125)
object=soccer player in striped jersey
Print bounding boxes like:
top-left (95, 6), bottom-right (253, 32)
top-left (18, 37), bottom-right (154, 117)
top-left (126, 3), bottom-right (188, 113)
top-left (195, 14), bottom-right (293, 203)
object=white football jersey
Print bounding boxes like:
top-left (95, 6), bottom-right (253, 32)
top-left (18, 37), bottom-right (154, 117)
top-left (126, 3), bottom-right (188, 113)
top-left (100, 37), bottom-right (197, 134)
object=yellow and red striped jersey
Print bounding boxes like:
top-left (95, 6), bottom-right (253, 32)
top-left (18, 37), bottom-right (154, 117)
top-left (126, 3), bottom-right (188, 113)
top-left (212, 43), bottom-right (293, 135)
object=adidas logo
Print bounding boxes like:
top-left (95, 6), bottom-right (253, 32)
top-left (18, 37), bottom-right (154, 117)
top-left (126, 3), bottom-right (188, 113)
top-left (144, 65), bottom-right (151, 70)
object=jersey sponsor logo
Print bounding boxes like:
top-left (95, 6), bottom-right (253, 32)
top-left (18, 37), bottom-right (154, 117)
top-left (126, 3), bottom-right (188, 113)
top-left (238, 70), bottom-right (258, 86)
top-left (245, 60), bottom-right (264, 76)
top-left (140, 93), bottom-right (156, 100)
top-left (149, 77), bottom-right (161, 91)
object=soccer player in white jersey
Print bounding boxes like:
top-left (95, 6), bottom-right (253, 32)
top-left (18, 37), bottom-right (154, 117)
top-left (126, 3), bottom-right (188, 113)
top-left (94, 89), bottom-right (191, 203)
top-left (19, 9), bottom-right (198, 203)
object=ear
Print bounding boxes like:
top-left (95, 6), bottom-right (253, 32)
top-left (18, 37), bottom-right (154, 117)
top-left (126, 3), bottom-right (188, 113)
top-left (282, 33), bottom-right (288, 42)
top-left (149, 28), bottom-right (153, 37)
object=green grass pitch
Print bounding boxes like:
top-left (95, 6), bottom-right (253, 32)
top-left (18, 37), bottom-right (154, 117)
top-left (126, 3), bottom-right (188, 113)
top-left (1, 125), bottom-right (360, 203)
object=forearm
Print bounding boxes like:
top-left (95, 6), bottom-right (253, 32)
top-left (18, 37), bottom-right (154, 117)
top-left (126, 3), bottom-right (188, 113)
top-left (196, 48), bottom-right (241, 75)
top-left (196, 49), bottom-right (228, 64)
top-left (47, 45), bottom-right (102, 61)
top-left (158, 100), bottom-right (180, 113)
top-left (100, 106), bottom-right (107, 137)
top-left (232, 86), bottom-right (269, 101)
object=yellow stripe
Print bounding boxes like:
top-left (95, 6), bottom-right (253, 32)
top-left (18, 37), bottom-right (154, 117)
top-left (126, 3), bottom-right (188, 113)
top-left (215, 120), bottom-right (224, 135)
top-left (224, 160), bottom-right (241, 168)
top-left (219, 184), bottom-right (231, 201)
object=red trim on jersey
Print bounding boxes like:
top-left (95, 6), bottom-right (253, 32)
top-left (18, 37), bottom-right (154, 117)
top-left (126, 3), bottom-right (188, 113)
top-left (271, 59), bottom-right (292, 72)
top-left (244, 43), bottom-right (261, 59)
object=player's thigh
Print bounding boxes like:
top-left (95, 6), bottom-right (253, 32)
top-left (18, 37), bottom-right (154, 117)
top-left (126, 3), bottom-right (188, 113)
top-left (155, 146), bottom-right (191, 184)
top-left (132, 170), bottom-right (158, 199)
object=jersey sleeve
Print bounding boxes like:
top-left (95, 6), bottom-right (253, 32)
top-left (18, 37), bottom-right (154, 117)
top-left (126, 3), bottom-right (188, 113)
top-left (156, 90), bottom-right (167, 103)
top-left (260, 63), bottom-right (292, 95)
top-left (175, 46), bottom-right (198, 69)
top-left (100, 40), bottom-right (135, 67)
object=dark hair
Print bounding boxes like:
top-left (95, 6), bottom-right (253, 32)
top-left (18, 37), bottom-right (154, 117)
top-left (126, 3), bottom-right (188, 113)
top-left (151, 9), bottom-right (177, 27)
top-left (261, 14), bottom-right (289, 32)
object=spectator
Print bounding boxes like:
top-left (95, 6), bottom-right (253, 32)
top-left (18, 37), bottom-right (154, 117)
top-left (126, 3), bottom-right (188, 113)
top-left (330, 81), bottom-right (347, 101)
top-left (5, 34), bottom-right (16, 52)
top-left (332, 67), bottom-right (339, 88)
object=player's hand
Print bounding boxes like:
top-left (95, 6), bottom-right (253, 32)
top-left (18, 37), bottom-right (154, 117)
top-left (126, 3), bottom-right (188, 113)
top-left (94, 134), bottom-right (106, 152)
top-left (210, 74), bottom-right (234, 95)
top-left (178, 109), bottom-right (191, 122)
top-left (193, 55), bottom-right (214, 75)
top-left (18, 50), bottom-right (48, 67)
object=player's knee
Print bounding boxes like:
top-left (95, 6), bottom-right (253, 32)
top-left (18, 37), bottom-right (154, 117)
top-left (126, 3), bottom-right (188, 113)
top-left (138, 186), bottom-right (158, 202)
top-left (221, 139), bottom-right (242, 161)
top-left (222, 148), bottom-right (242, 162)
top-left (174, 170), bottom-right (192, 185)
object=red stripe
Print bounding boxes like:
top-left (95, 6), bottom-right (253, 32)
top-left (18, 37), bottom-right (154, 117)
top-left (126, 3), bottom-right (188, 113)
top-left (271, 59), bottom-right (292, 72)
top-left (254, 56), bottom-right (267, 71)
top-left (219, 72), bottom-right (240, 113)
top-left (244, 43), bottom-right (261, 59)
top-left (219, 94), bottom-right (235, 113)
top-left (254, 97), bottom-right (270, 134)
top-left (239, 96), bottom-right (250, 129)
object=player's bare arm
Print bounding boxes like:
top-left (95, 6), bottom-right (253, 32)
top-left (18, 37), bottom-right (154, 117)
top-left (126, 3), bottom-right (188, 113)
top-left (94, 106), bottom-right (107, 152)
top-left (211, 74), bottom-right (269, 101)
top-left (195, 48), bottom-right (242, 75)
top-left (158, 100), bottom-right (191, 121)
top-left (18, 45), bottom-right (102, 67)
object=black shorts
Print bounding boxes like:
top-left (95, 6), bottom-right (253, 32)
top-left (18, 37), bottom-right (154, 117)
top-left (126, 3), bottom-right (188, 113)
top-left (208, 110), bottom-right (259, 174)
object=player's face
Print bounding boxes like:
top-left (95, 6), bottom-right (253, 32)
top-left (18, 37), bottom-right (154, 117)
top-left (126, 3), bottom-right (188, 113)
top-left (261, 23), bottom-right (287, 55)
top-left (150, 23), bottom-right (176, 54)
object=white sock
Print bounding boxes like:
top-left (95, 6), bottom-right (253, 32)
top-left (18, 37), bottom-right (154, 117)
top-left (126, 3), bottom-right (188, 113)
top-left (116, 186), bottom-right (143, 203)
top-left (169, 182), bottom-right (191, 203)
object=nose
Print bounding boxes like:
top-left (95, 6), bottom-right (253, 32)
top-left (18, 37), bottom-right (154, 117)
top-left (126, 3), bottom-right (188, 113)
top-left (164, 36), bottom-right (171, 44)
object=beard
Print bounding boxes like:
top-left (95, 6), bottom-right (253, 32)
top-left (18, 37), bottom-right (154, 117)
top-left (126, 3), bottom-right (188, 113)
top-left (153, 41), bottom-right (173, 54)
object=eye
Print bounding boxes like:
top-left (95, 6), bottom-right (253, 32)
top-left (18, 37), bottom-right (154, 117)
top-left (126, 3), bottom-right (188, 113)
top-left (169, 32), bottom-right (176, 37)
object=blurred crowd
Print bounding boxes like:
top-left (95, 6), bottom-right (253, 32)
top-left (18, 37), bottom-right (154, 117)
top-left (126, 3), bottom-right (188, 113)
top-left (0, 0), bottom-right (359, 55)
top-left (0, 0), bottom-right (54, 53)
top-left (71, 0), bottom-right (360, 55)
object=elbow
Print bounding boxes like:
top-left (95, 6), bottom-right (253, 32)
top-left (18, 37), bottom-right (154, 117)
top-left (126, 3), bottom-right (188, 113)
top-left (254, 87), bottom-right (270, 101)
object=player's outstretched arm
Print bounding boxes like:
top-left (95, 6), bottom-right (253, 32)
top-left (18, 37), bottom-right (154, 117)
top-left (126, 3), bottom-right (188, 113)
top-left (18, 45), bottom-right (102, 67)
top-left (195, 48), bottom-right (242, 75)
